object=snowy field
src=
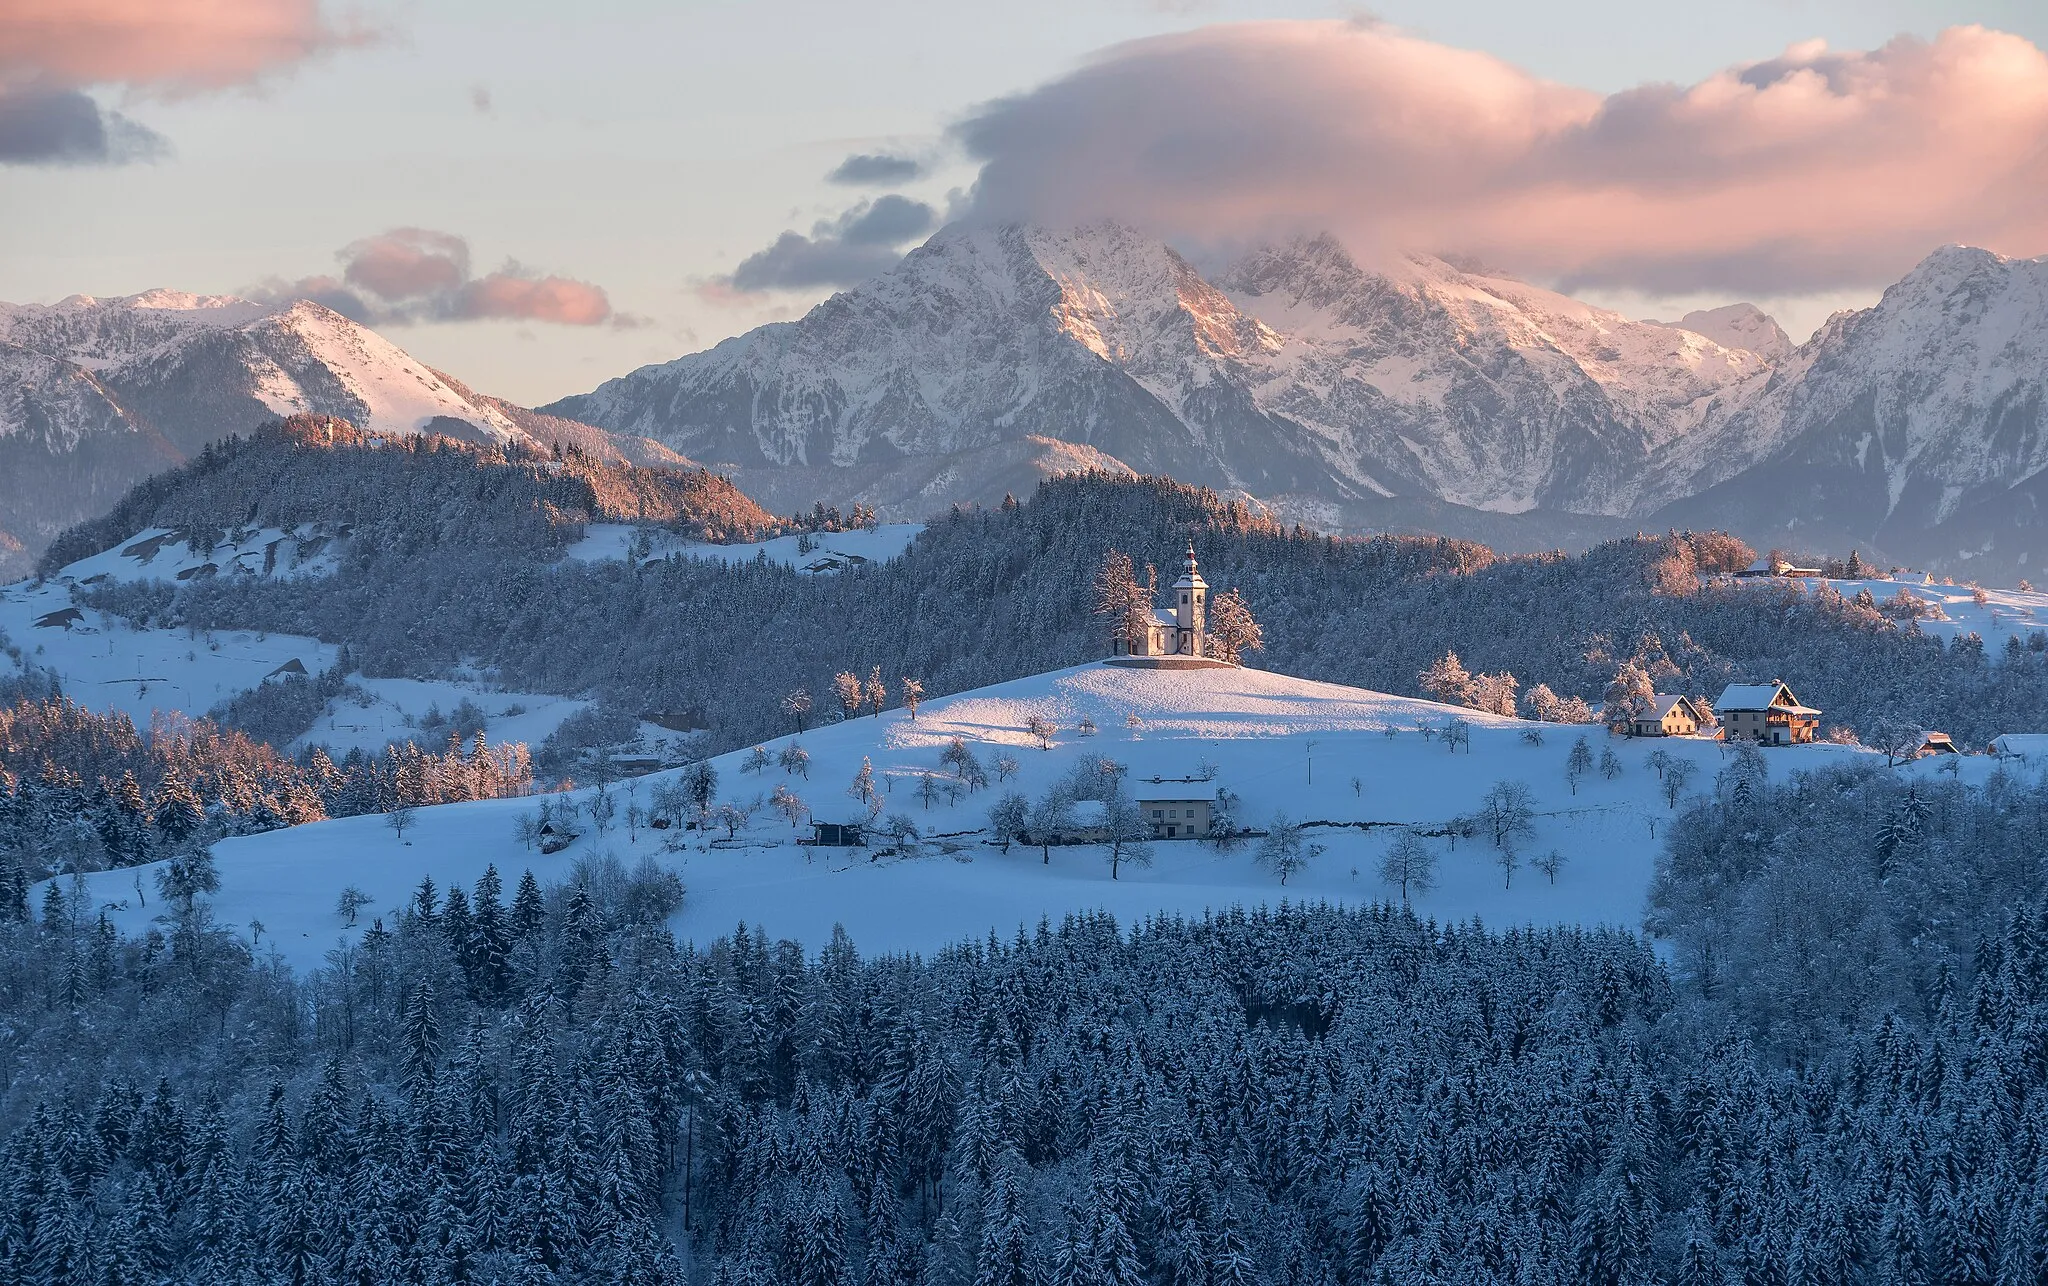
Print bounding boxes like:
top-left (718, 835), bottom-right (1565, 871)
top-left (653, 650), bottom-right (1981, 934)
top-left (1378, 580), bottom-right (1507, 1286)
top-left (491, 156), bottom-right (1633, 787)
top-left (565, 522), bottom-right (923, 572)
top-left (1756, 574), bottom-right (2048, 655)
top-left (54, 524), bottom-right (341, 586)
top-left (0, 576), bottom-right (590, 753)
top-left (56, 661), bottom-right (1915, 971)
top-left (0, 577), bottom-right (341, 725)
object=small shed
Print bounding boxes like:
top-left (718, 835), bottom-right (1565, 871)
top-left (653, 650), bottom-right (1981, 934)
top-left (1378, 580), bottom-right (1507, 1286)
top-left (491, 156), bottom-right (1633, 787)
top-left (811, 820), bottom-right (867, 847)
top-left (1911, 731), bottom-right (1959, 758)
top-left (263, 658), bottom-right (309, 683)
top-left (1058, 799), bottom-right (1110, 844)
top-left (1139, 797), bottom-right (1213, 839)
top-left (1629, 695), bottom-right (1708, 738)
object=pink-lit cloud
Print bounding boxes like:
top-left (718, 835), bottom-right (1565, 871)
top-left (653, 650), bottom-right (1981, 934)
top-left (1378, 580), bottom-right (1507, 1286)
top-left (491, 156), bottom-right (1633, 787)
top-left (0, 0), bottom-right (361, 96)
top-left (957, 21), bottom-right (2048, 294)
top-left (0, 0), bottom-right (369, 165)
top-left (250, 229), bottom-right (620, 327)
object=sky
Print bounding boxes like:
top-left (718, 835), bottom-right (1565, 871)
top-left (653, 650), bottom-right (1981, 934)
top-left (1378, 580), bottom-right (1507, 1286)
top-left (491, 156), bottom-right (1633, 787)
top-left (2, 0), bottom-right (2045, 406)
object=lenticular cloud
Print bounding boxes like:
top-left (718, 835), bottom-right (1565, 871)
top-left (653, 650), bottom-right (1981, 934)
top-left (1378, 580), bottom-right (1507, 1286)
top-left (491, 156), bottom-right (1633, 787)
top-left (957, 21), bottom-right (2048, 294)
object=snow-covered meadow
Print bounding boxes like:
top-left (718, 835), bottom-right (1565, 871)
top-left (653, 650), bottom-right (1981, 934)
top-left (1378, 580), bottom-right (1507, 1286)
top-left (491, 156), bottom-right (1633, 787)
top-left (565, 522), bottom-right (923, 572)
top-left (1765, 573), bottom-right (2048, 655)
top-left (59, 661), bottom-right (1904, 971)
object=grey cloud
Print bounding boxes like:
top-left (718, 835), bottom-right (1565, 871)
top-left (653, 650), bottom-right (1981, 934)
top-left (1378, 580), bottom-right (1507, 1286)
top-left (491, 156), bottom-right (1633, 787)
top-left (839, 194), bottom-right (937, 245)
top-left (725, 196), bottom-right (938, 293)
top-left (0, 88), bottom-right (169, 166)
top-left (827, 152), bottom-right (925, 185)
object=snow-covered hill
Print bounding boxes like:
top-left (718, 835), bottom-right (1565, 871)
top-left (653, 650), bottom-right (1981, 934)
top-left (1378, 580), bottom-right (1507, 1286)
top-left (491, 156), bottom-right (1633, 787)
top-left (0, 290), bottom-right (641, 576)
top-left (547, 223), bottom-right (1780, 522)
top-left (57, 661), bottom-right (1886, 970)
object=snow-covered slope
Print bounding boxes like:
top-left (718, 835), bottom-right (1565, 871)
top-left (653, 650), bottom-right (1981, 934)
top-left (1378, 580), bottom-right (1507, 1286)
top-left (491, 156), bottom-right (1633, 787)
top-left (547, 223), bottom-right (1782, 521)
top-left (0, 570), bottom-right (609, 757)
top-left (0, 292), bottom-right (529, 451)
top-left (565, 521), bottom-right (924, 571)
top-left (0, 290), bottom-right (569, 574)
top-left (1652, 247), bottom-right (2048, 580)
top-left (57, 661), bottom-right (1884, 970)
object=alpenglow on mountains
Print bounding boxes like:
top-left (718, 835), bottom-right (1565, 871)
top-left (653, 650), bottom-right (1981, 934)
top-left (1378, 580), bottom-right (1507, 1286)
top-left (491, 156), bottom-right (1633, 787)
top-left (0, 291), bottom-right (686, 576)
top-left (547, 223), bottom-right (1783, 522)
top-left (548, 224), bottom-right (2048, 579)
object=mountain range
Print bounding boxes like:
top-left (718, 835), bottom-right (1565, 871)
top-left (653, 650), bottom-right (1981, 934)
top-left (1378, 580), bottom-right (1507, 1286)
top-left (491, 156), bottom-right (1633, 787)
top-left (547, 226), bottom-right (2048, 580)
top-left (0, 292), bottom-right (686, 576)
top-left (8, 228), bottom-right (2048, 583)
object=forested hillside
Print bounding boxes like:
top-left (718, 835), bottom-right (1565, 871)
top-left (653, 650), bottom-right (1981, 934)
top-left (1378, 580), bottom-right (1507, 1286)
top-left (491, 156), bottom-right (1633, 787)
top-left (96, 472), bottom-right (2048, 755)
top-left (38, 416), bottom-right (783, 574)
top-left (0, 670), bottom-right (536, 887)
top-left (6, 780), bottom-right (2048, 1284)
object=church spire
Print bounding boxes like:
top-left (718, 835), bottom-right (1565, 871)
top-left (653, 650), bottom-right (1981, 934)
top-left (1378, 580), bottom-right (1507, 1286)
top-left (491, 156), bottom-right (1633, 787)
top-left (1172, 540), bottom-right (1207, 651)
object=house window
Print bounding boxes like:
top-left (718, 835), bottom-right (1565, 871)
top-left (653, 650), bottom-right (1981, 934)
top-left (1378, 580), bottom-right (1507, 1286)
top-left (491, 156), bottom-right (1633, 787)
top-left (1152, 809), bottom-right (1164, 819)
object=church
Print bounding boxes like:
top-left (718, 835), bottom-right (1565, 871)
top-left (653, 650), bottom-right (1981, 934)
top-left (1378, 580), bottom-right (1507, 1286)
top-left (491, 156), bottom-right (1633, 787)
top-left (1111, 544), bottom-right (1211, 659)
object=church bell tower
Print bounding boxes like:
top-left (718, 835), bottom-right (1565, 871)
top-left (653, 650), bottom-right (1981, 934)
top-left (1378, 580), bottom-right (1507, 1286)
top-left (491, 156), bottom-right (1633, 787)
top-left (1172, 542), bottom-right (1207, 655)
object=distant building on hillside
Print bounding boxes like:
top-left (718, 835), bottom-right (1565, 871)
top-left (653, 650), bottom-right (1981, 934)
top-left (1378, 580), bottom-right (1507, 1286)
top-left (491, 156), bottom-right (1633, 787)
top-left (1138, 797), bottom-right (1213, 839)
top-left (1738, 557), bottom-right (1823, 579)
top-left (1989, 734), bottom-right (2048, 760)
top-left (1630, 695), bottom-right (1709, 738)
top-left (1112, 544), bottom-right (1209, 660)
top-left (1715, 681), bottom-right (1821, 745)
top-left (1908, 731), bottom-right (1959, 759)
top-left (811, 820), bottom-right (867, 847)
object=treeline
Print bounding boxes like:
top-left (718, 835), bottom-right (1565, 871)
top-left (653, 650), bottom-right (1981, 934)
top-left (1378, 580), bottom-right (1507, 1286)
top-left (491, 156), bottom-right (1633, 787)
top-left (0, 691), bottom-right (534, 883)
top-left (1652, 748), bottom-right (2048, 1058)
top-left (37, 415), bottom-right (785, 574)
top-left (114, 472), bottom-right (2048, 757)
top-left (9, 839), bottom-right (2048, 1283)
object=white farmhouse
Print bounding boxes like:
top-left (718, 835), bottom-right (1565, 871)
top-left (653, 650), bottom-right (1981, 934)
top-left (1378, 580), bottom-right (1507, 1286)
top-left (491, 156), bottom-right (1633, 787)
top-left (1715, 681), bottom-right (1821, 745)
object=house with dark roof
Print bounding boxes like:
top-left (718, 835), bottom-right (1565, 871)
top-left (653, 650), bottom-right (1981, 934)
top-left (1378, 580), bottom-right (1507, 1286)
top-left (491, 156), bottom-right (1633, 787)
top-left (1714, 681), bottom-right (1821, 745)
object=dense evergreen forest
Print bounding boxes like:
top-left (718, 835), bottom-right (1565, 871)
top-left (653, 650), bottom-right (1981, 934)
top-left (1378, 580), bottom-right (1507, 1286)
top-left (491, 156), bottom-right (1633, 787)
top-left (5, 760), bottom-right (2048, 1284)
top-left (38, 416), bottom-right (788, 575)
top-left (0, 671), bottom-right (534, 887)
top-left (98, 465), bottom-right (2048, 757)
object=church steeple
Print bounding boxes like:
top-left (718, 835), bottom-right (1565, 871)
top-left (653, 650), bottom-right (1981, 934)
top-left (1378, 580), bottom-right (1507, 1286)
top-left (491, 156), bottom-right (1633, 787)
top-left (1172, 541), bottom-right (1207, 654)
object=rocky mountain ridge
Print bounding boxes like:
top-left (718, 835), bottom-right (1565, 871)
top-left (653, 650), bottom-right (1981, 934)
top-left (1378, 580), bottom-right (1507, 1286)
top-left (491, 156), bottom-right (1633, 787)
top-left (548, 225), bottom-right (2048, 580)
top-left (0, 291), bottom-right (676, 575)
top-left (547, 223), bottom-right (1780, 523)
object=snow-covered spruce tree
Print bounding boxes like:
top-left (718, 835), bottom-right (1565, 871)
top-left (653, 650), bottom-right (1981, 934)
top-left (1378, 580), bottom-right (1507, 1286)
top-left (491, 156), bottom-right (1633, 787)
top-left (1092, 550), bottom-right (1155, 653)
